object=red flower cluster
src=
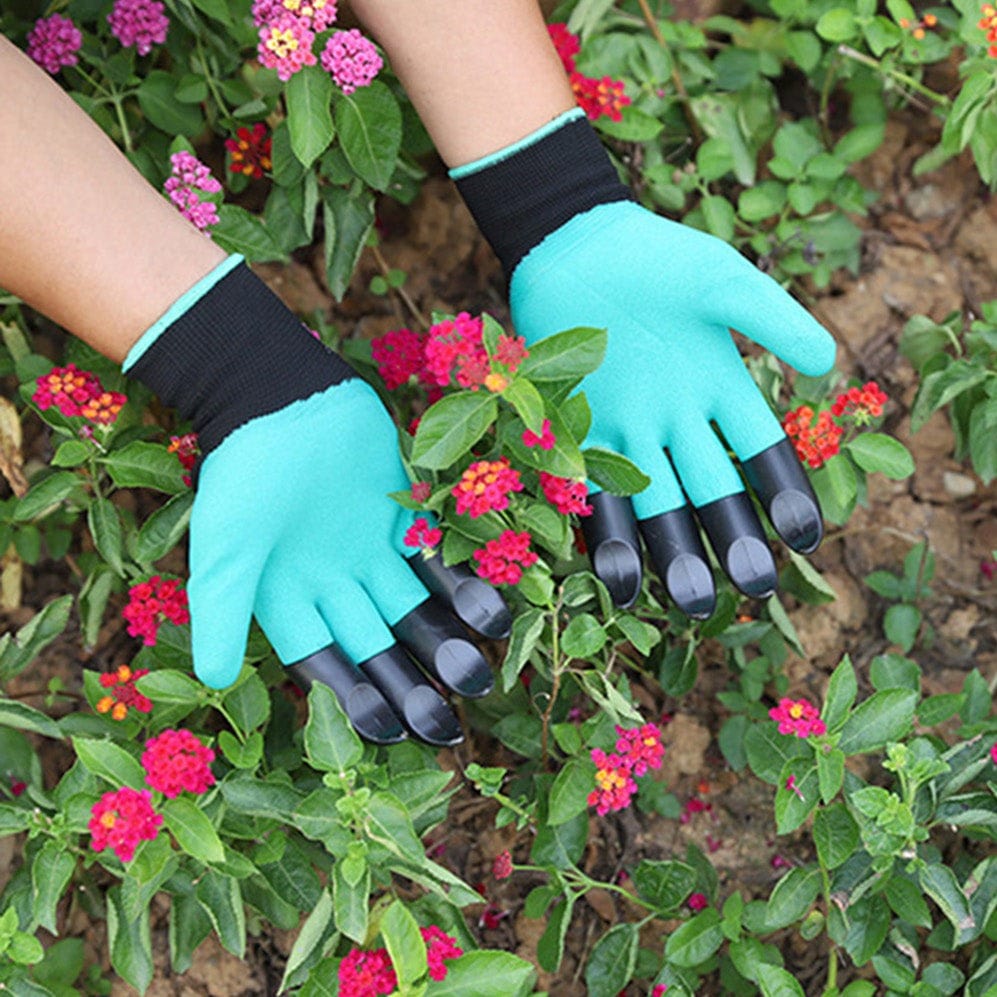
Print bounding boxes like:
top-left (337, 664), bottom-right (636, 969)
top-left (769, 697), bottom-right (826, 738)
top-left (548, 22), bottom-right (631, 122)
top-left (168, 432), bottom-right (198, 487)
top-left (781, 405), bottom-right (843, 469)
top-left (492, 849), bottom-right (513, 880)
top-left (225, 122), bottom-right (272, 179)
top-left (403, 516), bottom-right (443, 552)
top-left (122, 575), bottom-right (190, 646)
top-left (981, 4), bottom-right (997, 56)
top-left (142, 728), bottom-right (216, 798)
top-left (422, 925), bottom-right (463, 981)
top-left (33, 364), bottom-right (127, 426)
top-left (588, 722), bottom-right (665, 815)
top-left (538, 472), bottom-right (593, 517)
top-left (88, 787), bottom-right (162, 862)
top-left (337, 926), bottom-right (461, 995)
top-left (371, 327), bottom-right (427, 390)
top-left (96, 664), bottom-right (152, 721)
top-left (831, 381), bottom-right (887, 423)
top-left (522, 418), bottom-right (556, 451)
top-left (473, 529), bottom-right (538, 585)
top-left (452, 458), bottom-right (524, 518)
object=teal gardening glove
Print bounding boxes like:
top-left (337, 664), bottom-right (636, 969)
top-left (453, 109), bottom-right (837, 616)
top-left (124, 257), bottom-right (509, 745)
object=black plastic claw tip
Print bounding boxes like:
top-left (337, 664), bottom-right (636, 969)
top-left (286, 646), bottom-right (406, 745)
top-left (742, 438), bottom-right (824, 554)
top-left (582, 492), bottom-right (642, 608)
top-left (360, 644), bottom-right (464, 747)
top-left (639, 506), bottom-right (715, 618)
top-left (393, 598), bottom-right (494, 699)
top-left (408, 553), bottom-right (512, 640)
top-left (697, 494), bottom-right (778, 598)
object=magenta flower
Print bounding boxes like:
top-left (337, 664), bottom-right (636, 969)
top-left (257, 13), bottom-right (317, 81)
top-left (163, 151), bottom-right (221, 231)
top-left (522, 418), bottom-right (556, 451)
top-left (473, 530), bottom-right (538, 586)
top-left (107, 0), bottom-right (169, 55)
top-left (26, 14), bottom-right (82, 75)
top-left (142, 729), bottom-right (215, 798)
top-left (769, 697), bottom-right (826, 738)
top-left (89, 787), bottom-right (162, 862)
top-left (321, 28), bottom-right (383, 94)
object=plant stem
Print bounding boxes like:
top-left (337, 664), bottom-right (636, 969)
top-left (369, 244), bottom-right (428, 330)
top-left (540, 595), bottom-right (563, 765)
top-left (836, 46), bottom-right (950, 108)
top-left (110, 93), bottom-right (134, 155)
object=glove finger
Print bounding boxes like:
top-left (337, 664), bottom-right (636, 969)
top-left (707, 268), bottom-right (836, 377)
top-left (407, 553), bottom-right (512, 640)
top-left (696, 491), bottom-right (778, 598)
top-left (665, 421), bottom-right (744, 510)
top-left (638, 505), bottom-right (716, 619)
top-left (284, 644), bottom-right (407, 745)
top-left (580, 492), bottom-right (643, 609)
top-left (315, 579), bottom-right (399, 666)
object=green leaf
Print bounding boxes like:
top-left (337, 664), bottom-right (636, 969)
top-left (103, 441), bottom-right (185, 494)
top-left (817, 748), bottom-right (845, 803)
top-left (548, 757), bottom-right (596, 826)
top-left (332, 863), bottom-right (369, 944)
top-left (218, 730), bottom-right (263, 769)
top-left (212, 204), bottom-right (287, 262)
top-left (107, 887), bottom-right (153, 993)
top-left (846, 433), bottom-right (915, 480)
top-left (51, 439), bottom-right (91, 468)
top-left (162, 796), bottom-right (225, 865)
top-left (814, 803), bottom-right (859, 869)
top-left (584, 447), bottom-right (651, 495)
top-left (838, 690), bottom-right (917, 754)
top-left (744, 722), bottom-right (810, 785)
top-left (816, 8), bottom-right (858, 41)
top-left (632, 860), bottom-right (697, 914)
top-left (664, 908), bottom-right (724, 967)
top-left (0, 595), bottom-right (73, 683)
top-left (304, 682), bottom-right (363, 772)
top-left (701, 194), bottom-right (736, 241)
top-left (756, 964), bottom-right (806, 997)
top-left (821, 655), bottom-right (857, 731)
top-left (501, 608), bottom-right (545, 692)
top-left (366, 791), bottom-right (425, 864)
top-left (810, 457), bottom-right (857, 525)
top-left (321, 184), bottom-right (375, 300)
top-left (196, 870), bottom-right (245, 957)
top-left (280, 889), bottom-right (335, 993)
top-left (503, 378), bottom-right (545, 435)
top-left (381, 899), bottom-right (427, 987)
top-left (135, 490), bottom-right (193, 566)
top-left (519, 327), bottom-right (607, 382)
top-left (0, 698), bottom-right (62, 739)
top-left (412, 392), bottom-right (498, 469)
top-left (883, 603), bottom-right (921, 653)
top-left (72, 736), bottom-right (146, 790)
top-left (13, 471), bottom-right (82, 521)
top-left (334, 81), bottom-right (402, 191)
top-left (285, 66), bottom-right (335, 168)
top-left (537, 895), bottom-right (575, 972)
top-left (137, 71), bottom-right (204, 134)
top-left (31, 840), bottom-right (76, 933)
top-left (766, 866), bottom-right (820, 930)
top-left (135, 669), bottom-right (205, 706)
top-left (561, 613), bottom-right (607, 658)
top-left (87, 496), bottom-right (124, 576)
top-left (426, 951), bottom-right (536, 996)
top-left (739, 181), bottom-right (787, 222)
top-left (222, 672), bottom-right (271, 733)
top-left (585, 923), bottom-right (639, 997)
top-left (919, 863), bottom-right (975, 942)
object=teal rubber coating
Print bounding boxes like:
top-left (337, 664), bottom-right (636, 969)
top-left (508, 201), bottom-right (837, 519)
top-left (187, 378), bottom-right (428, 689)
top-left (122, 254), bottom-right (244, 372)
top-left (448, 108), bottom-right (585, 181)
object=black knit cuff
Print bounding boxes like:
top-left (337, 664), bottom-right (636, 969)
top-left (454, 115), bottom-right (633, 281)
top-left (128, 263), bottom-right (355, 457)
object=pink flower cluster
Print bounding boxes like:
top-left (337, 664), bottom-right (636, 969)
top-left (370, 317), bottom-right (528, 394)
top-left (122, 575), bottom-right (190, 646)
top-left (107, 0), bottom-right (169, 55)
top-left (164, 151), bottom-right (222, 231)
top-left (538, 472), bottom-right (593, 517)
top-left (33, 364), bottom-right (127, 426)
top-left (403, 516), bottom-right (443, 552)
top-left (492, 849), bottom-right (513, 880)
top-left (548, 23), bottom-right (632, 122)
top-left (587, 722), bottom-right (665, 815)
top-left (321, 28), bottom-right (383, 94)
top-left (89, 787), bottom-right (162, 862)
top-left (26, 14), bottom-right (82, 75)
top-left (338, 926), bottom-right (461, 995)
top-left (141, 728), bottom-right (216, 798)
top-left (473, 530), bottom-right (538, 586)
top-left (452, 458), bottom-right (523, 518)
top-left (769, 697), bottom-right (826, 738)
top-left (522, 418), bottom-right (556, 451)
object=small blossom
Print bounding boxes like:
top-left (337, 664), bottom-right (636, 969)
top-left (224, 123), bottom-right (272, 179)
top-left (831, 380), bottom-right (888, 423)
top-left (479, 902), bottom-right (509, 930)
top-left (253, 0), bottom-right (337, 32)
top-left (411, 481), bottom-right (432, 503)
top-left (615, 723), bottom-right (665, 776)
top-left (371, 327), bottom-right (427, 390)
top-left (705, 834), bottom-right (722, 853)
top-left (142, 728), bottom-right (215, 798)
top-left (771, 853), bottom-right (792, 869)
top-left (687, 892), bottom-right (709, 912)
top-left (404, 517), bottom-right (443, 552)
top-left (484, 372), bottom-right (508, 393)
top-left (168, 433), bottom-right (199, 487)
top-left (96, 664), bottom-right (153, 721)
top-left (769, 697), bottom-right (826, 738)
top-left (164, 152), bottom-right (222, 231)
top-left (782, 405), bottom-right (842, 469)
top-left (423, 313), bottom-right (489, 389)
top-left (571, 72), bottom-right (631, 122)
top-left (492, 849), bottom-right (513, 880)
top-left (990, 742), bottom-right (997, 765)
top-left (494, 334), bottom-right (529, 372)
top-left (548, 22), bottom-right (580, 72)
top-left (522, 418), bottom-right (556, 451)
top-left (785, 774), bottom-right (806, 801)
top-left (981, 558), bottom-right (996, 582)
top-left (258, 13), bottom-right (317, 81)
top-left (899, 11), bottom-right (938, 39)
top-left (587, 748), bottom-right (638, 815)
top-left (26, 14), bottom-right (82, 74)
top-left (10, 778), bottom-right (27, 797)
top-left (107, 0), bottom-right (169, 55)
top-left (89, 787), bottom-right (162, 862)
top-left (652, 987), bottom-right (669, 997)
top-left (980, 3), bottom-right (997, 55)
top-left (78, 389), bottom-right (127, 426)
top-left (680, 796), bottom-right (713, 825)
top-left (321, 28), bottom-right (383, 93)
top-left (538, 472), bottom-right (593, 517)
top-left (421, 926), bottom-right (462, 982)
top-left (473, 530), bottom-right (538, 586)
top-left (337, 947), bottom-right (396, 997)
top-left (123, 575), bottom-right (190, 646)
top-left (452, 458), bottom-right (523, 518)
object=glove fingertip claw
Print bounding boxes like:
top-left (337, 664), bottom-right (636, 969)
top-left (345, 685), bottom-right (408, 744)
top-left (725, 536), bottom-right (778, 598)
top-left (403, 686), bottom-right (464, 747)
top-left (770, 490), bottom-right (823, 554)
top-left (451, 578), bottom-right (512, 640)
top-left (592, 538), bottom-right (643, 608)
top-left (665, 553), bottom-right (716, 619)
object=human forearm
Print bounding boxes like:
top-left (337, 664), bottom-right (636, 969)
top-left (0, 35), bottom-right (225, 363)
top-left (347, 0), bottom-right (574, 167)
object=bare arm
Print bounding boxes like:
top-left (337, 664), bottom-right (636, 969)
top-left (0, 35), bottom-right (225, 362)
top-left (347, 0), bottom-right (575, 167)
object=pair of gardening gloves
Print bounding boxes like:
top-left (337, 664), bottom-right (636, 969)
top-left (125, 109), bottom-right (836, 746)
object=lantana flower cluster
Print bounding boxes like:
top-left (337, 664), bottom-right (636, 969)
top-left (122, 574), bottom-right (190, 646)
top-left (897, 11), bottom-right (938, 40)
top-left (981, 4), bottom-right (997, 57)
top-left (163, 151), bottom-right (222, 231)
top-left (224, 123), bottom-right (273, 179)
top-left (587, 722), bottom-right (665, 815)
top-left (26, 14), bottom-right (83, 74)
top-left (96, 665), bottom-right (153, 721)
top-left (33, 364), bottom-right (127, 427)
top-left (107, 0), bottom-right (170, 55)
top-left (168, 432), bottom-right (199, 487)
top-left (337, 925), bottom-right (462, 995)
top-left (548, 22), bottom-right (632, 122)
top-left (769, 697), bottom-right (826, 738)
top-left (88, 729), bottom-right (214, 862)
top-left (782, 379), bottom-right (889, 469)
top-left (473, 530), bottom-right (538, 586)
